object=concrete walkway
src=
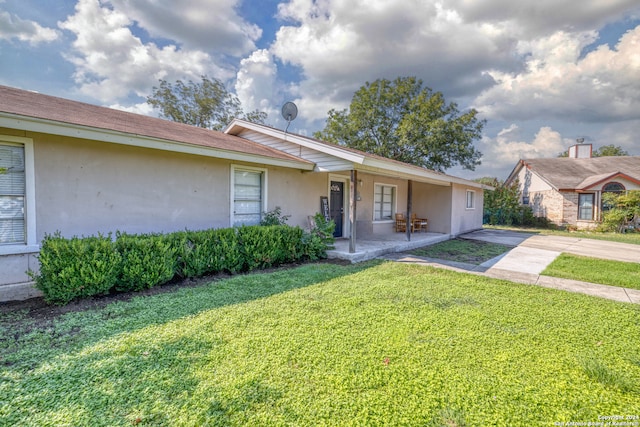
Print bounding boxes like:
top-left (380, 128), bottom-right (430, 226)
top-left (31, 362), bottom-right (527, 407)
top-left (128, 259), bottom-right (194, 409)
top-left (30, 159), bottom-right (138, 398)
top-left (386, 229), bottom-right (640, 304)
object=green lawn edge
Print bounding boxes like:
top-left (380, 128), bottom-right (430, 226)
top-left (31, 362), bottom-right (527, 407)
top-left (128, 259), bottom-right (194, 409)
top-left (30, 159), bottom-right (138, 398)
top-left (1, 261), bottom-right (639, 426)
top-left (542, 253), bottom-right (640, 290)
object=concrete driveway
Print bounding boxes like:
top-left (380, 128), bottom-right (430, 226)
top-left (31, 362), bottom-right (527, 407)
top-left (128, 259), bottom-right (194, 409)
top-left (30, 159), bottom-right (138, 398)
top-left (459, 229), bottom-right (640, 304)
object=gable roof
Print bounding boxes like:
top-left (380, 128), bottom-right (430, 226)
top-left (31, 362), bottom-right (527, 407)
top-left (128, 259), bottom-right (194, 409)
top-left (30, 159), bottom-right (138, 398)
top-left (0, 85), bottom-right (314, 170)
top-left (225, 119), bottom-right (486, 189)
top-left (506, 156), bottom-right (640, 191)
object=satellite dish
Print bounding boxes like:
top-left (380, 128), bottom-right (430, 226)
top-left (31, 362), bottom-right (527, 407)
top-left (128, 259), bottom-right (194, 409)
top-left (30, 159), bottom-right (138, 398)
top-left (281, 102), bottom-right (298, 133)
top-left (281, 101), bottom-right (298, 122)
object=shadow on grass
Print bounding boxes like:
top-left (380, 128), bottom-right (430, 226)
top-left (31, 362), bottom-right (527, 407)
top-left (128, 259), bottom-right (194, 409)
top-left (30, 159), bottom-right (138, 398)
top-left (0, 261), bottom-right (377, 367)
top-left (1, 261), bottom-right (382, 425)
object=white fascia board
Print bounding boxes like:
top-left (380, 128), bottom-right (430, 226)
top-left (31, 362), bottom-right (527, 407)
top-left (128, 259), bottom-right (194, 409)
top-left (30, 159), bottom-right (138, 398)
top-left (361, 157), bottom-right (484, 189)
top-left (225, 120), bottom-right (365, 164)
top-left (0, 114), bottom-right (314, 171)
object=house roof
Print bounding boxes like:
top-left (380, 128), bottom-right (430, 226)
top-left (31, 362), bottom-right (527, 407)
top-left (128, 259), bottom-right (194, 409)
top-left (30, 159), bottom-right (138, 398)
top-left (506, 156), bottom-right (640, 191)
top-left (225, 119), bottom-right (486, 189)
top-left (0, 85), bottom-right (314, 170)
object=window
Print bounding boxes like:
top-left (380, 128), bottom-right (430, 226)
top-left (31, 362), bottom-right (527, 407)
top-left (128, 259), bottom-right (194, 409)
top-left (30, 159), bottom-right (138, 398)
top-left (374, 184), bottom-right (395, 220)
top-left (232, 167), bottom-right (265, 226)
top-left (602, 182), bottom-right (625, 212)
top-left (0, 143), bottom-right (25, 244)
top-left (603, 182), bottom-right (625, 193)
top-left (466, 190), bottom-right (475, 209)
top-left (578, 193), bottom-right (594, 220)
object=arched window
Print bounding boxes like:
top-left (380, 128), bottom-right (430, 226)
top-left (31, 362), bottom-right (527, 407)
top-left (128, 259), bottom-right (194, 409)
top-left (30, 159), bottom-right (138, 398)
top-left (602, 182), bottom-right (625, 212)
top-left (603, 182), bottom-right (625, 193)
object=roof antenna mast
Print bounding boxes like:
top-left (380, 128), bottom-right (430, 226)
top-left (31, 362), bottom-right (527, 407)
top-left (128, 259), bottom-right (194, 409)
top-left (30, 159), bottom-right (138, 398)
top-left (281, 101), bottom-right (298, 133)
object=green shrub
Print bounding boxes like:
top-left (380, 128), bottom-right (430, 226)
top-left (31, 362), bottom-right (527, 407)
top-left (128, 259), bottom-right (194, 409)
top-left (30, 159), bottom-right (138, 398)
top-left (115, 232), bottom-right (176, 292)
top-left (301, 213), bottom-right (335, 260)
top-left (31, 233), bottom-right (121, 304)
top-left (238, 225), bottom-right (305, 270)
top-left (31, 223), bottom-right (328, 305)
top-left (260, 206), bottom-right (291, 226)
top-left (170, 227), bottom-right (259, 277)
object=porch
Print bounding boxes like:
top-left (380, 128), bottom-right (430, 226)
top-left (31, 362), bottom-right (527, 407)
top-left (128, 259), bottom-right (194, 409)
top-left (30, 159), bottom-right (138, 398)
top-left (327, 232), bottom-right (450, 263)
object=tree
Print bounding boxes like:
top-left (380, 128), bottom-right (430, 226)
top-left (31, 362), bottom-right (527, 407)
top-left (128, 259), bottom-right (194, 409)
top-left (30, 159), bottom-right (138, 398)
top-left (476, 177), bottom-right (521, 225)
top-left (558, 144), bottom-right (628, 157)
top-left (600, 191), bottom-right (640, 232)
top-left (147, 75), bottom-right (266, 131)
top-left (313, 77), bottom-right (484, 171)
top-left (593, 144), bottom-right (629, 157)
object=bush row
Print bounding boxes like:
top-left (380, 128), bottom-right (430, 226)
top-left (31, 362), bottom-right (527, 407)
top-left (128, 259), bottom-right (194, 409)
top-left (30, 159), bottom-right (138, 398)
top-left (31, 222), bottom-right (333, 305)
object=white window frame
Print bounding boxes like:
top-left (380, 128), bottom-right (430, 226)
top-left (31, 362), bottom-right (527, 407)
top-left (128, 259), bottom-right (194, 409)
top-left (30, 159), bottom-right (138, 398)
top-left (0, 135), bottom-right (37, 255)
top-left (466, 190), bottom-right (475, 210)
top-left (373, 183), bottom-right (397, 222)
top-left (578, 193), bottom-right (595, 221)
top-left (230, 165), bottom-right (267, 227)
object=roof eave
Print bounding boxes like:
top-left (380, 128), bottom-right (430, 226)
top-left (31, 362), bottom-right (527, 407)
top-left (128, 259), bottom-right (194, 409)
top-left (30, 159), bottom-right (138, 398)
top-left (225, 119), bottom-right (366, 164)
top-left (361, 157), bottom-right (485, 188)
top-left (0, 113), bottom-right (315, 171)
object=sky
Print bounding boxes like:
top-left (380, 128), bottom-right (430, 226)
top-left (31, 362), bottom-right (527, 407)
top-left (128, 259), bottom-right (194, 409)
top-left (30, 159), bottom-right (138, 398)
top-left (1, 0), bottom-right (639, 181)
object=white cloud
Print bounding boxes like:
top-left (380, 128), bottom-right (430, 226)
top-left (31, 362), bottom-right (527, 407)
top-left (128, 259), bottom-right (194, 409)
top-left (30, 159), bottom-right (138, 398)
top-left (269, 0), bottom-right (640, 132)
top-left (271, 0), bottom-right (514, 119)
top-left (58, 0), bottom-right (226, 103)
top-left (0, 10), bottom-right (59, 45)
top-left (475, 25), bottom-right (640, 122)
top-left (490, 125), bottom-right (569, 164)
top-left (108, 101), bottom-right (156, 116)
top-left (235, 49), bottom-right (278, 118)
top-left (108, 0), bottom-right (261, 55)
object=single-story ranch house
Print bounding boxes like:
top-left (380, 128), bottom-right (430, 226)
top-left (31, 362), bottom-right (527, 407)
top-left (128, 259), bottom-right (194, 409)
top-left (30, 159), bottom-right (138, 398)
top-left (0, 85), bottom-right (485, 301)
top-left (505, 143), bottom-right (640, 229)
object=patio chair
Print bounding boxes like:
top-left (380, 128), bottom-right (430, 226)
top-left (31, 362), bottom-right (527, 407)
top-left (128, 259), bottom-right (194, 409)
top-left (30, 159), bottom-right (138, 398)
top-left (411, 213), bottom-right (428, 232)
top-left (395, 213), bottom-right (407, 232)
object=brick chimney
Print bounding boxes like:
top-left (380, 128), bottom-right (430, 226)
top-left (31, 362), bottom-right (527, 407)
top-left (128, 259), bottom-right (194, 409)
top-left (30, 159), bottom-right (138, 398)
top-left (568, 142), bottom-right (592, 158)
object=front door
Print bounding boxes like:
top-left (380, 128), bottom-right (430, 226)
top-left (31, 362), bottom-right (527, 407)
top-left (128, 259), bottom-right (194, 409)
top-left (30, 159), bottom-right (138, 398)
top-left (330, 181), bottom-right (344, 237)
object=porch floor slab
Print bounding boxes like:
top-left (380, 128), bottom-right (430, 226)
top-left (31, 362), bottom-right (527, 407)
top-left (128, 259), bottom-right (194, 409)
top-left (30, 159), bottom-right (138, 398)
top-left (327, 232), bottom-right (451, 263)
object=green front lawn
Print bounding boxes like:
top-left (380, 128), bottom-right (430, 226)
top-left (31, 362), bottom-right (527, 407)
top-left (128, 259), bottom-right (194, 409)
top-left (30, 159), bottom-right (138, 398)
top-left (2, 262), bottom-right (639, 426)
top-left (542, 253), bottom-right (640, 290)
top-left (486, 225), bottom-right (640, 245)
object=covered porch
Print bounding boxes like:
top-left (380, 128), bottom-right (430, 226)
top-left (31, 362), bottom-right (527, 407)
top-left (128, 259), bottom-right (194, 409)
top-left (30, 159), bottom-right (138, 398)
top-left (327, 231), bottom-right (450, 263)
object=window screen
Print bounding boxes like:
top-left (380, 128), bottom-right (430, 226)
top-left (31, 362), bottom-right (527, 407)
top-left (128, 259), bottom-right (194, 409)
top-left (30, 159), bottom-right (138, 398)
top-left (0, 144), bottom-right (25, 244)
top-left (374, 185), bottom-right (395, 220)
top-left (578, 193), bottom-right (594, 220)
top-left (233, 169), bottom-right (263, 226)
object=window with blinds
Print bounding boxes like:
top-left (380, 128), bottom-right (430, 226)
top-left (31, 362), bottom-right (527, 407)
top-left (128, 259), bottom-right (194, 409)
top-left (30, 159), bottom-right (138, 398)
top-left (0, 144), bottom-right (25, 244)
top-left (374, 184), bottom-right (395, 220)
top-left (233, 169), bottom-right (263, 226)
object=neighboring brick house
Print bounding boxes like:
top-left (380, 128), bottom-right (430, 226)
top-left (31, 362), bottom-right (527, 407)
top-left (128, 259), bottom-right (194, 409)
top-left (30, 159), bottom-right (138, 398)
top-left (505, 144), bottom-right (640, 229)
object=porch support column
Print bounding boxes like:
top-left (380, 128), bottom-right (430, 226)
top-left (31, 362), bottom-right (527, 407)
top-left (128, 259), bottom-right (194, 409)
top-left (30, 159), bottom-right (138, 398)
top-left (349, 170), bottom-right (357, 253)
top-left (406, 179), bottom-right (413, 241)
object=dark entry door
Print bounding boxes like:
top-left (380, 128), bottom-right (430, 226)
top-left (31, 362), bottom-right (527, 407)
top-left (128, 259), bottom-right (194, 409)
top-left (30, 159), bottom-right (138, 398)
top-left (330, 181), bottom-right (344, 237)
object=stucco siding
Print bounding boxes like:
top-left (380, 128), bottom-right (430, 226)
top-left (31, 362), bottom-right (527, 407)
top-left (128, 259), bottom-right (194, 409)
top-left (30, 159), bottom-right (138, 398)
top-left (450, 184), bottom-right (483, 235)
top-left (33, 134), bottom-right (231, 239)
top-left (412, 182), bottom-right (452, 234)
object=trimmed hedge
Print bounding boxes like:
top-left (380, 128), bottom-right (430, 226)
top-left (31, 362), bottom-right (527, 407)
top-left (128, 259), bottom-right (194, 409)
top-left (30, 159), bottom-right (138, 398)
top-left (32, 233), bottom-right (121, 304)
top-left (31, 224), bottom-right (329, 305)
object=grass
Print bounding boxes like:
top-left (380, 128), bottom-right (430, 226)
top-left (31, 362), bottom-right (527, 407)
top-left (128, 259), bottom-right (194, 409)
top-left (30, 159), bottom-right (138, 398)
top-left (409, 238), bottom-right (511, 265)
top-left (486, 225), bottom-right (640, 245)
top-left (2, 262), bottom-right (640, 426)
top-left (542, 253), bottom-right (640, 290)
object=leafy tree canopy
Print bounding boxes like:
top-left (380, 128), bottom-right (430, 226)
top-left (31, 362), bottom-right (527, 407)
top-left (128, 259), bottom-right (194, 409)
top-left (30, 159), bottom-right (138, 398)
top-left (593, 144), bottom-right (629, 157)
top-left (147, 75), bottom-right (266, 131)
top-left (313, 77), bottom-right (484, 172)
top-left (558, 143), bottom-right (629, 157)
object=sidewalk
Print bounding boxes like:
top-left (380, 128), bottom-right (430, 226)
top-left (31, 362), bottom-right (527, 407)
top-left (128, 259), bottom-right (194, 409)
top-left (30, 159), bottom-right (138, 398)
top-left (385, 229), bottom-right (640, 304)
